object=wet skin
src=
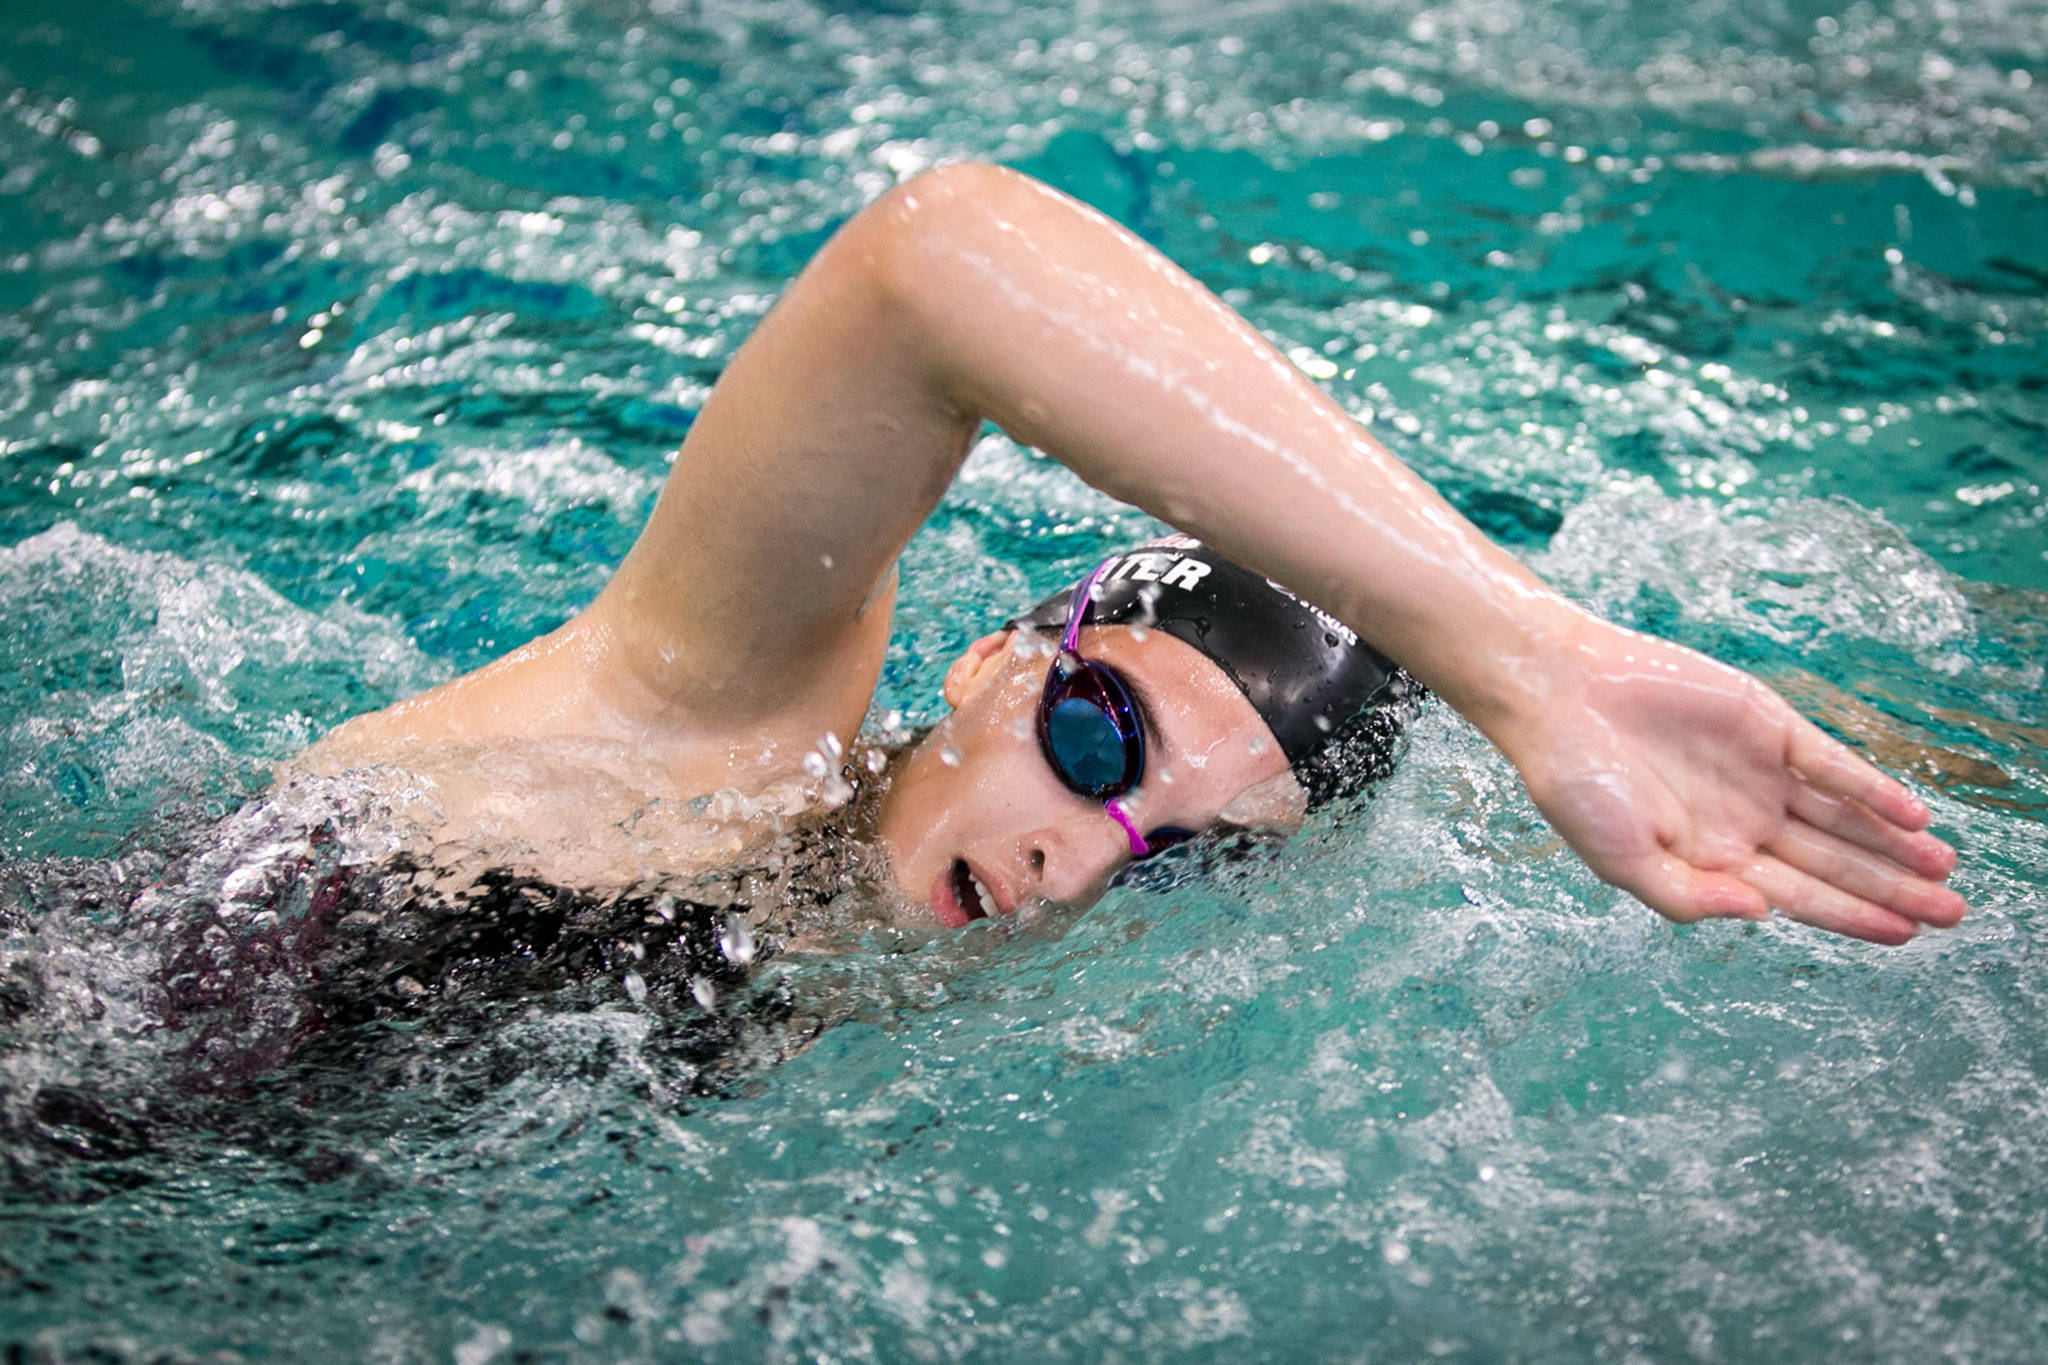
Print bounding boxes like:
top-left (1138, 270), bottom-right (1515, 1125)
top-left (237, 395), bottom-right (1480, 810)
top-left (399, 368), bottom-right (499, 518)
top-left (300, 162), bottom-right (1969, 946)
top-left (875, 624), bottom-right (1298, 927)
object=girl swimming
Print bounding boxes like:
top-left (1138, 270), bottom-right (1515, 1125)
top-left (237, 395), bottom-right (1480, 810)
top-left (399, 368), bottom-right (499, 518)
top-left (298, 163), bottom-right (1965, 946)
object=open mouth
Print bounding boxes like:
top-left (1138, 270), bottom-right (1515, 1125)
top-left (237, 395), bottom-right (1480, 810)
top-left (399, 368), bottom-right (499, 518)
top-left (950, 858), bottom-right (998, 921)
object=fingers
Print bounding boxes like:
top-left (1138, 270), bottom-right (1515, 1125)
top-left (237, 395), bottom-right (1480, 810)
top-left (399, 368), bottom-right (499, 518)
top-left (1788, 718), bottom-right (1930, 831)
top-left (1788, 782), bottom-right (1956, 881)
top-left (1607, 849), bottom-right (1768, 926)
top-left (1742, 852), bottom-right (1922, 945)
top-left (1766, 819), bottom-right (1968, 929)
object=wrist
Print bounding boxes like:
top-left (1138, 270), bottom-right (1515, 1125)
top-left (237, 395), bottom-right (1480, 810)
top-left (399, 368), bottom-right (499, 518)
top-left (1412, 593), bottom-right (1604, 751)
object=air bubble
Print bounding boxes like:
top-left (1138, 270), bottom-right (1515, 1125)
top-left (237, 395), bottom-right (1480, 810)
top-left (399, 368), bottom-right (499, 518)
top-left (690, 976), bottom-right (717, 1010)
top-left (1313, 714), bottom-right (1333, 733)
top-left (819, 731), bottom-right (844, 762)
top-left (1247, 736), bottom-right (1269, 755)
top-left (623, 970), bottom-right (648, 1004)
top-left (940, 744), bottom-right (963, 767)
top-left (865, 749), bottom-right (888, 774)
top-left (802, 750), bottom-right (829, 779)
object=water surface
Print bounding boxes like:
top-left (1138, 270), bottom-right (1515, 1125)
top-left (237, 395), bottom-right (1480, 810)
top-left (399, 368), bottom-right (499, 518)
top-left (3, 0), bottom-right (2046, 1359)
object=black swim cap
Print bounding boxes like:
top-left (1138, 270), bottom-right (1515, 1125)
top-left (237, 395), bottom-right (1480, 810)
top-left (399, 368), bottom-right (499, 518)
top-left (1008, 536), bottom-right (1411, 807)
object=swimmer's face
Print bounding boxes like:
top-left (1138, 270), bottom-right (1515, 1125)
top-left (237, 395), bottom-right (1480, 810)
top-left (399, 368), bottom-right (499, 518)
top-left (874, 624), bottom-right (1301, 927)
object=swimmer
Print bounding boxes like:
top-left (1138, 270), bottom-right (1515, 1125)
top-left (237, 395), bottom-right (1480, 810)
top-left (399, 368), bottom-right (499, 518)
top-left (301, 163), bottom-right (1966, 946)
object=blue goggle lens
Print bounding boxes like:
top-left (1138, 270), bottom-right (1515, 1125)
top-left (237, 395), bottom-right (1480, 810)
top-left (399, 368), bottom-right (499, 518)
top-left (1045, 695), bottom-right (1131, 795)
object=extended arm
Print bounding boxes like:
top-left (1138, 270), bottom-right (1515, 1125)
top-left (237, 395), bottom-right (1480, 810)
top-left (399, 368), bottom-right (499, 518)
top-left (322, 163), bottom-right (1962, 941)
top-left (848, 167), bottom-right (1960, 942)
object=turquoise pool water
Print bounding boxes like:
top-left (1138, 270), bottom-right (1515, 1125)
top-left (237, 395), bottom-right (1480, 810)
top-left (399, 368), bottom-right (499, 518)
top-left (3, 0), bottom-right (2046, 1358)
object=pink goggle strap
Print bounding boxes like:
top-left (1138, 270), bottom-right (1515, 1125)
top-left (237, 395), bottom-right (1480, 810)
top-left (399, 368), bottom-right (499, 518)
top-left (1061, 559), bottom-right (1113, 654)
top-left (1103, 797), bottom-right (1154, 858)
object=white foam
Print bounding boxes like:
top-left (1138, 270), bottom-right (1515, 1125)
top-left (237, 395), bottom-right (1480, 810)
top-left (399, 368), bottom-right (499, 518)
top-left (1538, 489), bottom-right (1975, 661)
top-left (0, 524), bottom-right (439, 855)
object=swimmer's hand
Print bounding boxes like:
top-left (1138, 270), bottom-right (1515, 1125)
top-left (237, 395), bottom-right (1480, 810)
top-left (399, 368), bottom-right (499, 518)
top-left (1495, 619), bottom-right (1965, 944)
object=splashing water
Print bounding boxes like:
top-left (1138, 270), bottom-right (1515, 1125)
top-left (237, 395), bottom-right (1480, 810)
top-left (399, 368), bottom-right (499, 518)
top-left (3, 0), bottom-right (2046, 1359)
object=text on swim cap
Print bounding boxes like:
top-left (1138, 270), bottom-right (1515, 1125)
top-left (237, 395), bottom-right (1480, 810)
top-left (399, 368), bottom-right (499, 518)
top-left (1263, 576), bottom-right (1359, 646)
top-left (1106, 553), bottom-right (1212, 591)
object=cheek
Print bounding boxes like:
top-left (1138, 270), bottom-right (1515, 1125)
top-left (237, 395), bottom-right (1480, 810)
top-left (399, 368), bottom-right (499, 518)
top-left (951, 724), bottom-right (1076, 836)
top-left (915, 664), bottom-right (1077, 830)
top-left (1179, 723), bottom-right (1285, 787)
top-left (1134, 719), bottom-right (1292, 829)
top-left (962, 669), bottom-right (1051, 765)
top-left (924, 709), bottom-right (1036, 811)
top-left (962, 733), bottom-right (1059, 814)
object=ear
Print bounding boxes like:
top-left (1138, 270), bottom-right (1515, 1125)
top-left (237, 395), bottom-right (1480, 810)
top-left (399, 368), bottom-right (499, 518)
top-left (941, 629), bottom-right (1018, 709)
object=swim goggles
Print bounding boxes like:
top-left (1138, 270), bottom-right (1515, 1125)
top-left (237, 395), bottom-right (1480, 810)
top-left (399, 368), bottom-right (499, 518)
top-left (1036, 559), bottom-right (1195, 860)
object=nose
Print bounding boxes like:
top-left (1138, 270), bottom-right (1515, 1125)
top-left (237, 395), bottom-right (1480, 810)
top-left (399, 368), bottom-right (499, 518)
top-left (1025, 805), bottom-right (1137, 908)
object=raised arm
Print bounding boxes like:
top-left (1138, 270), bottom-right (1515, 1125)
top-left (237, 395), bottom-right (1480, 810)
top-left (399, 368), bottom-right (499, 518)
top-left (859, 166), bottom-right (1961, 942)
top-left (319, 162), bottom-right (1963, 941)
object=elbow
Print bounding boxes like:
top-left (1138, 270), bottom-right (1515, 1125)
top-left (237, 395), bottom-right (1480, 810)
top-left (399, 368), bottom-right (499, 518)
top-left (802, 162), bottom-right (1069, 411)
top-left (852, 161), bottom-right (1047, 319)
